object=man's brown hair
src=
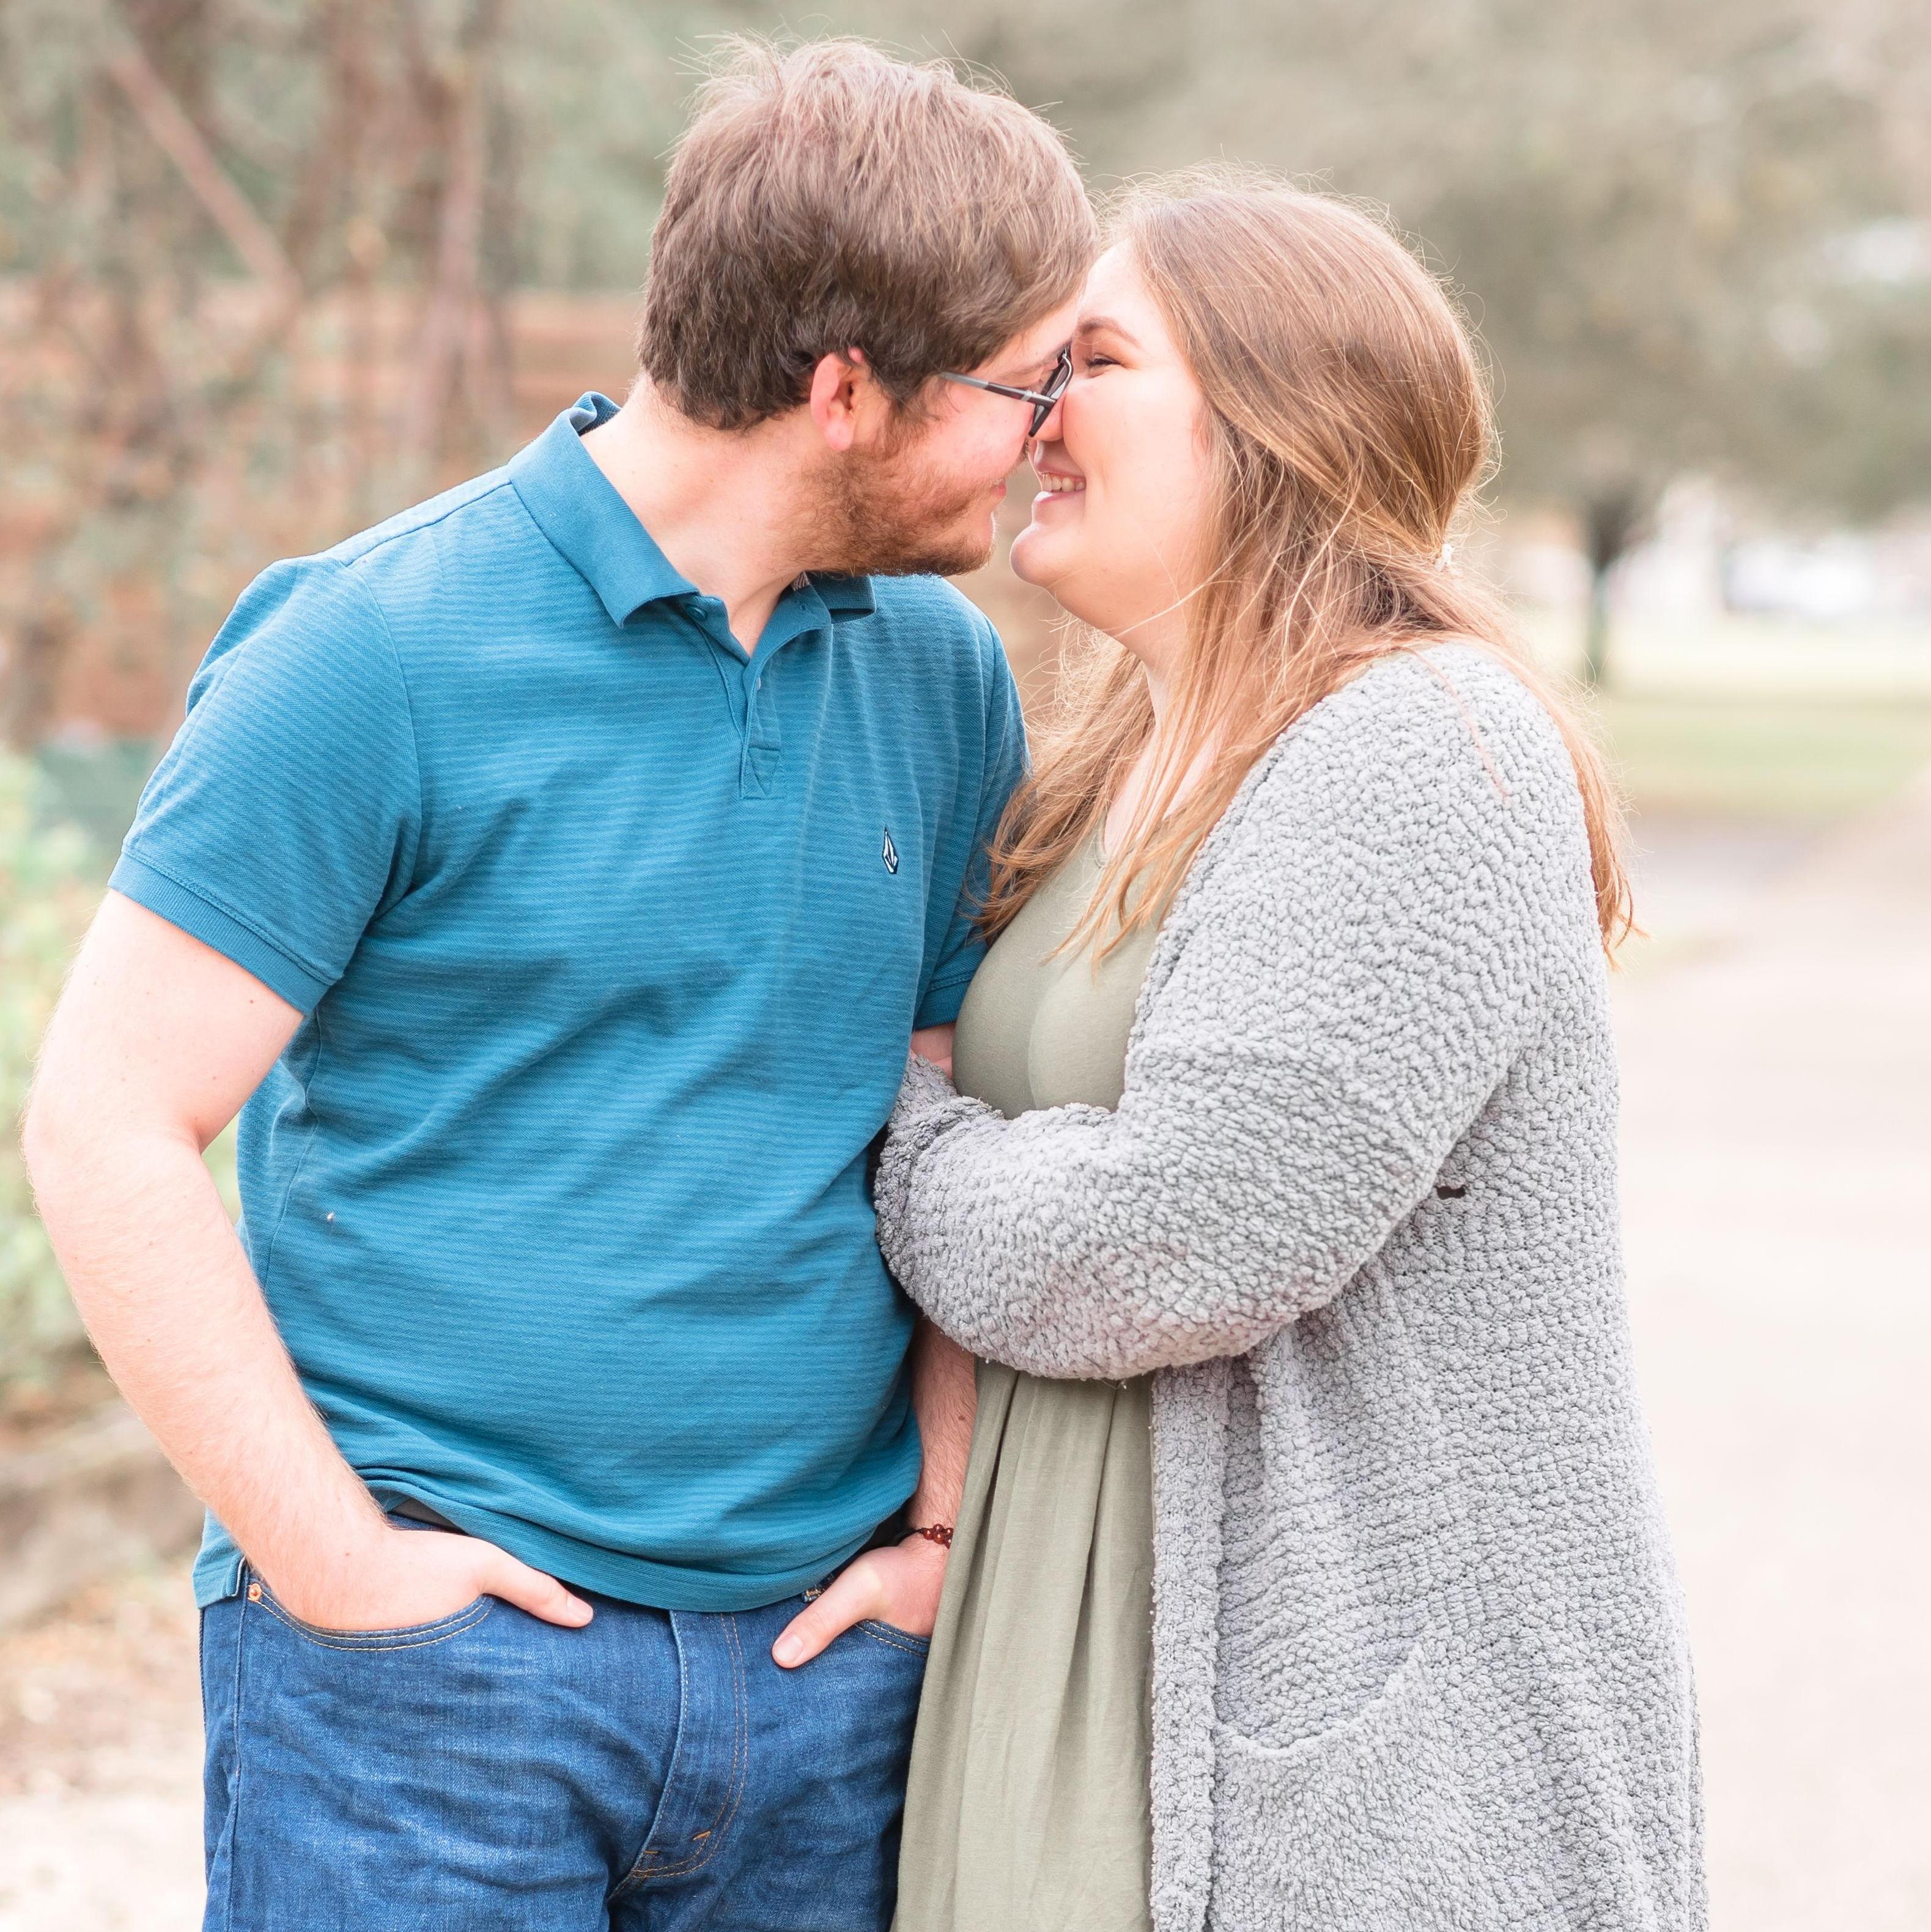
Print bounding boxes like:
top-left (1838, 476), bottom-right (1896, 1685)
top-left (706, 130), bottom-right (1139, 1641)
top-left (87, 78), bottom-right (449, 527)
top-left (638, 39), bottom-right (1096, 430)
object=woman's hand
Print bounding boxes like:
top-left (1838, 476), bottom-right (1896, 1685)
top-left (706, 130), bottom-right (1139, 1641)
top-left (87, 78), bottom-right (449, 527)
top-left (769, 1534), bottom-right (950, 1667)
top-left (909, 1021), bottom-right (955, 1080)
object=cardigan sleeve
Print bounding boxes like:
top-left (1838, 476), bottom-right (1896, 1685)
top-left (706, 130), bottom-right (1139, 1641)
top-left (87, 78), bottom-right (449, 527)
top-left (872, 649), bottom-right (1597, 1380)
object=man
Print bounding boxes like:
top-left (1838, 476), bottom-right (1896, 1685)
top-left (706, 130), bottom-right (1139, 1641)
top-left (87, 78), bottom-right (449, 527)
top-left (24, 39), bottom-right (1093, 1928)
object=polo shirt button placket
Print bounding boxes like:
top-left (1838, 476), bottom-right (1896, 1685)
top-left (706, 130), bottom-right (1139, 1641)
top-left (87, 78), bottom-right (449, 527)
top-left (739, 661), bottom-right (782, 799)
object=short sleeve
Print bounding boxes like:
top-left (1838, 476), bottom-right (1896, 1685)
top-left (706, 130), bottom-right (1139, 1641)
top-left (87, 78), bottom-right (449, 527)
top-left (109, 556), bottom-right (422, 1014)
top-left (914, 616), bottom-right (1028, 1030)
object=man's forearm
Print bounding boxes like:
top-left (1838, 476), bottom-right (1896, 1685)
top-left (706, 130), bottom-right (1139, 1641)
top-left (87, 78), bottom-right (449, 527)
top-left (905, 1315), bottom-right (977, 1530)
top-left (23, 895), bottom-right (589, 1635)
top-left (26, 1118), bottom-right (385, 1597)
top-left (771, 1311), bottom-right (972, 1667)
top-left (902, 1022), bottom-right (974, 1530)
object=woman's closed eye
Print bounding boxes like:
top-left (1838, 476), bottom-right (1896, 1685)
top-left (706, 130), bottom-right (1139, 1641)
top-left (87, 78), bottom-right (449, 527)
top-left (1079, 351), bottom-right (1118, 374)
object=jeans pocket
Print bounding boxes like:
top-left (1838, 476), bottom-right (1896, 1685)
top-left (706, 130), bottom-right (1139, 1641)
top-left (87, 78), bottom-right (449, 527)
top-left (1210, 1643), bottom-right (1483, 1932)
top-left (854, 1616), bottom-right (931, 1656)
top-left (244, 1567), bottom-right (493, 1652)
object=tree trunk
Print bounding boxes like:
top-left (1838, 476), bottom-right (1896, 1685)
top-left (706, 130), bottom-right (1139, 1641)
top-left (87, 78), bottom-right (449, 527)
top-left (1580, 488), bottom-right (1644, 687)
top-left (402, 0), bottom-right (509, 487)
top-left (1583, 560), bottom-right (1613, 688)
top-left (6, 612), bottom-right (67, 753)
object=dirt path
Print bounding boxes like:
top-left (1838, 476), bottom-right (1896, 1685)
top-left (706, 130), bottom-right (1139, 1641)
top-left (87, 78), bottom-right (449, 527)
top-left (1616, 773), bottom-right (1931, 1931)
top-left (0, 1564), bottom-right (202, 1928)
top-left (1, 783), bottom-right (1924, 1931)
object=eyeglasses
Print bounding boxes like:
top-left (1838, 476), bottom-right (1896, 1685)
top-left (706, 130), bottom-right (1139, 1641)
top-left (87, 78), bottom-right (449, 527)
top-left (939, 344), bottom-right (1073, 439)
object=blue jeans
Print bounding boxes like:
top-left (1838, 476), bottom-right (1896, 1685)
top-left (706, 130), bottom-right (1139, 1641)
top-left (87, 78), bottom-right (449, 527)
top-left (199, 1542), bottom-right (928, 1929)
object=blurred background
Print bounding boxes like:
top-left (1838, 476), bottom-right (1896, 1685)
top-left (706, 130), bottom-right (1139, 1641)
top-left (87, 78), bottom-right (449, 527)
top-left (2, 1), bottom-right (1927, 1925)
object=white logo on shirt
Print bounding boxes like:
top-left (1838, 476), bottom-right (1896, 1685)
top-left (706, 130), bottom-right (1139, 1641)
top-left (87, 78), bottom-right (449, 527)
top-left (882, 827), bottom-right (899, 875)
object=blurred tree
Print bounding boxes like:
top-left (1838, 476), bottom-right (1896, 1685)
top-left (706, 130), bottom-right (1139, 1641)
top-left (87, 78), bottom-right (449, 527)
top-left (0, 0), bottom-right (532, 740)
top-left (0, 757), bottom-right (97, 1383)
top-left (1415, 34), bottom-right (1889, 675)
top-left (967, 0), bottom-right (1931, 683)
top-left (1822, 0), bottom-right (1931, 221)
top-left (1416, 2), bottom-right (1927, 681)
top-left (4, 0), bottom-right (1929, 722)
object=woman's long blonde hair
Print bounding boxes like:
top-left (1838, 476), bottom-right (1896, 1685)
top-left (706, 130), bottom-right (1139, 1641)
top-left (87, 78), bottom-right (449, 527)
top-left (978, 173), bottom-right (1633, 956)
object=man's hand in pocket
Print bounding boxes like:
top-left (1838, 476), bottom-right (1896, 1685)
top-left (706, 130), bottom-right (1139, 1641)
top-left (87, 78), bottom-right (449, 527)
top-left (769, 1534), bottom-right (948, 1667)
top-left (264, 1524), bottom-right (594, 1634)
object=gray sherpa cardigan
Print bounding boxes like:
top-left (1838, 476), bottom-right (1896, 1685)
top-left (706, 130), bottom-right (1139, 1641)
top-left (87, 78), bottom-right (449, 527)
top-left (875, 646), bottom-right (1704, 1932)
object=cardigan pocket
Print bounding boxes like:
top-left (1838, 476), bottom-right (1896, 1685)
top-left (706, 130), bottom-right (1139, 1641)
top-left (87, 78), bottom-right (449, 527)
top-left (1209, 1641), bottom-right (1484, 1932)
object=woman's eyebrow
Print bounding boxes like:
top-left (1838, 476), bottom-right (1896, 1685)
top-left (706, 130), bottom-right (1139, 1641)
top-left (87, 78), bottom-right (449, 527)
top-left (1076, 314), bottom-right (1140, 347)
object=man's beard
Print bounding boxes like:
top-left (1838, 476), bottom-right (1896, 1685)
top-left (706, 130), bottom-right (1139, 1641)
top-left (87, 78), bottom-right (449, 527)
top-left (799, 433), bottom-right (1000, 580)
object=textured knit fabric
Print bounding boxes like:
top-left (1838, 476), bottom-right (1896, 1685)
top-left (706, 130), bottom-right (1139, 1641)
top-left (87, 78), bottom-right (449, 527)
top-left (896, 831), bottom-right (1158, 1932)
top-left (114, 393), bottom-right (1027, 1613)
top-left (876, 646), bottom-right (1704, 1932)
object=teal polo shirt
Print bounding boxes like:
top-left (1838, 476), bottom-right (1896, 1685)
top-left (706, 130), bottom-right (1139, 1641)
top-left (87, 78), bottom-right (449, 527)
top-left (113, 393), bottom-right (1025, 1612)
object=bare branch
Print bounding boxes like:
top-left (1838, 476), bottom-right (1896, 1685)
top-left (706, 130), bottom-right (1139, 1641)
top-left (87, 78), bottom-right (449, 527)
top-left (100, 27), bottom-right (301, 306)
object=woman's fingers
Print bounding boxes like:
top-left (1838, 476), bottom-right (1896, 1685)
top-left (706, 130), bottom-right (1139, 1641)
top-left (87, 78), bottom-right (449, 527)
top-left (472, 1545), bottom-right (594, 1627)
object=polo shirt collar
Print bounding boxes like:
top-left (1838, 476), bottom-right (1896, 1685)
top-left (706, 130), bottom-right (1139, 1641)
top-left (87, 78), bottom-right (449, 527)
top-left (510, 394), bottom-right (687, 627)
top-left (509, 393), bottom-right (876, 629)
top-left (813, 573), bottom-right (876, 618)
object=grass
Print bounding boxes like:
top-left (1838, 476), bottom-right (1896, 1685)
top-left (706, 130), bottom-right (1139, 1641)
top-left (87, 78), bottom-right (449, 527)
top-left (1591, 693), bottom-right (1931, 821)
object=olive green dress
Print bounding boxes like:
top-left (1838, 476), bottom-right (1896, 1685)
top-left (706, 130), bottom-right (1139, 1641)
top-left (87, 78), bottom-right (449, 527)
top-left (893, 835), bottom-right (1162, 1932)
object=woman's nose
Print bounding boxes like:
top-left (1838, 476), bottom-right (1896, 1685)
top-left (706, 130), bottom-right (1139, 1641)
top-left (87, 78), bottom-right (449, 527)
top-left (1032, 390), bottom-right (1068, 450)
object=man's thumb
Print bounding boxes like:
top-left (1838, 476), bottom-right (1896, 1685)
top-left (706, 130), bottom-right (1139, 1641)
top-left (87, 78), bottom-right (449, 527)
top-left (771, 1563), bottom-right (876, 1669)
top-left (476, 1548), bottom-right (593, 1627)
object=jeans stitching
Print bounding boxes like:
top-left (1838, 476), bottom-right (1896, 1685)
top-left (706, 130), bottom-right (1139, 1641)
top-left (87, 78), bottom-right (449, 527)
top-left (251, 1581), bottom-right (493, 1651)
top-left (855, 1619), bottom-right (931, 1657)
top-left (217, 1593), bottom-right (247, 1932)
top-left (612, 1612), bottom-right (696, 1898)
top-left (633, 1613), bottom-right (750, 1882)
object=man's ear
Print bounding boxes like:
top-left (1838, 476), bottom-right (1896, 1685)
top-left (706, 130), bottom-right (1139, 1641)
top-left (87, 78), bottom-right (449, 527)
top-left (811, 344), bottom-right (907, 452)
top-left (807, 347), bottom-right (883, 453)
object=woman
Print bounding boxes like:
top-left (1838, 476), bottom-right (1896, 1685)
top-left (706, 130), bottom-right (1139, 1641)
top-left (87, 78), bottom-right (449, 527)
top-left (880, 176), bottom-right (1702, 1932)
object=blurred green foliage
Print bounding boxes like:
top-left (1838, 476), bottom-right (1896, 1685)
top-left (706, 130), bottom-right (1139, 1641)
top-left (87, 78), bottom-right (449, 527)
top-left (33, 740), bottom-right (157, 854)
top-left (1, 756), bottom-right (98, 1385)
top-left (0, 755), bottom-right (239, 1391)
